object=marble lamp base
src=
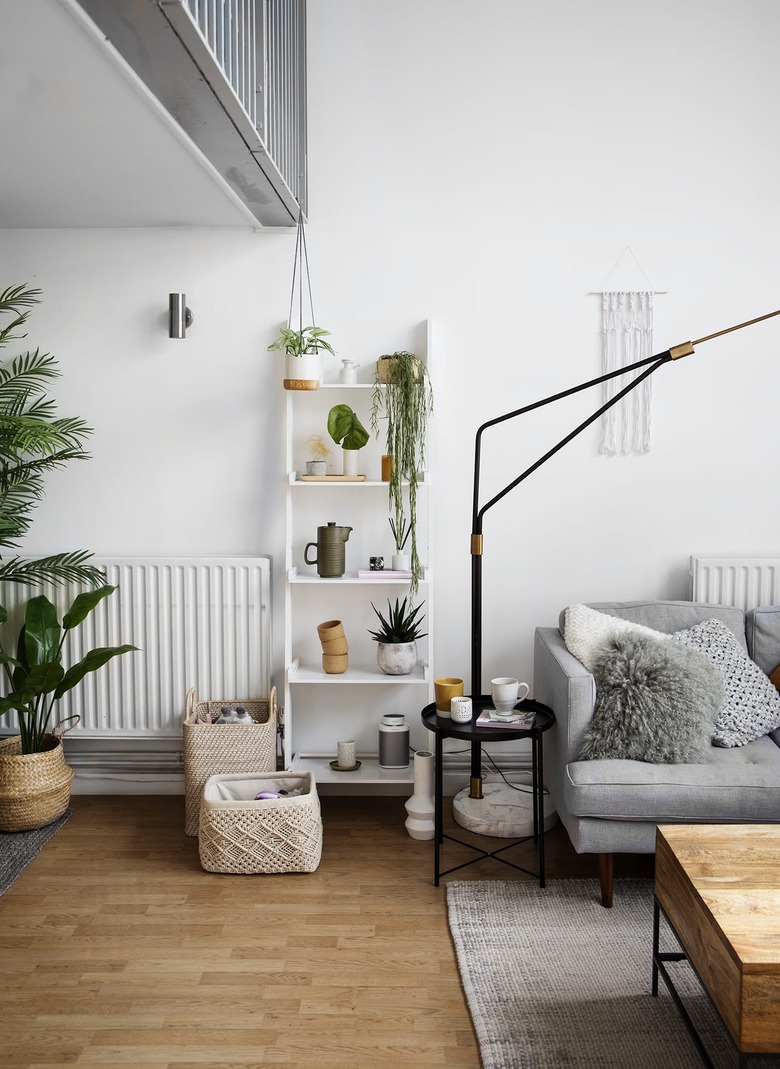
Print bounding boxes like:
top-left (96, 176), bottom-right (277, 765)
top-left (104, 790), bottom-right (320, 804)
top-left (453, 781), bottom-right (558, 839)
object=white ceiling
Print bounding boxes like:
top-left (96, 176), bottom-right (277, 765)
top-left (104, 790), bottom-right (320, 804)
top-left (0, 0), bottom-right (258, 229)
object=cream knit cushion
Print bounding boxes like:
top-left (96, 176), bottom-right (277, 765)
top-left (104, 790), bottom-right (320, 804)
top-left (564, 603), bottom-right (668, 671)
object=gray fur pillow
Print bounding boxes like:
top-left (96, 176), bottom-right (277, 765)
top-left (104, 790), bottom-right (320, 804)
top-left (580, 633), bottom-right (723, 763)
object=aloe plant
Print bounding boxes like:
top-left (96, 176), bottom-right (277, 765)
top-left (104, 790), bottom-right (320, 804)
top-left (0, 587), bottom-right (137, 753)
top-left (368, 597), bottom-right (427, 644)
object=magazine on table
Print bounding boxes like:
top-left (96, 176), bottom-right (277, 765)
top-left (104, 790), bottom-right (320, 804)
top-left (476, 708), bottom-right (536, 729)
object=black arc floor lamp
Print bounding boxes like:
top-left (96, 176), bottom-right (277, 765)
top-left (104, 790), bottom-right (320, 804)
top-left (470, 305), bottom-right (780, 704)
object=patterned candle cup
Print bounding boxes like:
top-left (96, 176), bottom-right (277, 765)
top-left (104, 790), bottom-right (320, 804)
top-left (450, 696), bottom-right (473, 723)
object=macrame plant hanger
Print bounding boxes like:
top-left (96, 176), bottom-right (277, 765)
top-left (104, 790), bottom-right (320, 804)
top-left (288, 206), bottom-right (316, 335)
top-left (591, 247), bottom-right (666, 456)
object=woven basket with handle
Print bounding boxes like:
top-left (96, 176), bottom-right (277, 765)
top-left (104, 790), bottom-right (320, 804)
top-left (0, 731), bottom-right (75, 832)
top-left (182, 687), bottom-right (277, 836)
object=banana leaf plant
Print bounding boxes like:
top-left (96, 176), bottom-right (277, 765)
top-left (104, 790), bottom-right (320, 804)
top-left (0, 586), bottom-right (137, 754)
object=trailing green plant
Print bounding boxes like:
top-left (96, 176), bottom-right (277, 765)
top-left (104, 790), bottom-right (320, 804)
top-left (370, 352), bottom-right (433, 595)
top-left (368, 596), bottom-right (427, 645)
top-left (0, 587), bottom-right (137, 754)
top-left (0, 284), bottom-right (102, 588)
top-left (267, 325), bottom-right (335, 358)
top-left (327, 404), bottom-right (369, 450)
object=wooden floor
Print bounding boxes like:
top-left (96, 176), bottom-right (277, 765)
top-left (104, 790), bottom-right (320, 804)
top-left (1, 794), bottom-right (652, 1069)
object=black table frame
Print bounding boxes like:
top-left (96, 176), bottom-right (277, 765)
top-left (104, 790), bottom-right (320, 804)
top-left (421, 698), bottom-right (555, 887)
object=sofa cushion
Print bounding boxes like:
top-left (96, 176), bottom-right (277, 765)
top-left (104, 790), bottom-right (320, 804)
top-left (565, 734), bottom-right (780, 822)
top-left (746, 606), bottom-right (780, 675)
top-left (580, 634), bottom-right (722, 763)
top-left (672, 617), bottom-right (780, 747)
top-left (563, 603), bottom-right (667, 671)
top-left (560, 601), bottom-right (747, 648)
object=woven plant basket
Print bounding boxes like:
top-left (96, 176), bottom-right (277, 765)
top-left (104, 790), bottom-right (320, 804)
top-left (0, 734), bottom-right (74, 832)
top-left (198, 771), bottom-right (322, 874)
top-left (183, 687), bottom-right (277, 836)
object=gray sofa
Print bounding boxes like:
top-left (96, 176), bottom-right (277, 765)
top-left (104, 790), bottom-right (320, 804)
top-left (534, 600), bottom-right (780, 906)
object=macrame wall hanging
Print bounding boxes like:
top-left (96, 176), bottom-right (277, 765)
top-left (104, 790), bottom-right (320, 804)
top-left (593, 248), bottom-right (665, 456)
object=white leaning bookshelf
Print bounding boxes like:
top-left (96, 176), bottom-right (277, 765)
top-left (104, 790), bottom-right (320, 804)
top-left (282, 322), bottom-right (435, 790)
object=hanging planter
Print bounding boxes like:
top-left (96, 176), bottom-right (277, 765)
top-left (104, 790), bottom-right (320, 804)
top-left (268, 209), bottom-right (335, 391)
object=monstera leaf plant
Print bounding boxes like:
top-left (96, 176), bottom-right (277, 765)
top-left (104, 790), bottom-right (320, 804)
top-left (0, 587), bottom-right (136, 754)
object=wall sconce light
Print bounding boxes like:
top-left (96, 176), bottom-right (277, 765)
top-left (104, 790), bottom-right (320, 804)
top-left (169, 293), bottom-right (194, 339)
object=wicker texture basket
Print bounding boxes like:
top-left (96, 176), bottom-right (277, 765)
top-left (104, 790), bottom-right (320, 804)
top-left (0, 734), bottom-right (74, 832)
top-left (183, 687), bottom-right (277, 836)
top-left (198, 771), bottom-right (322, 874)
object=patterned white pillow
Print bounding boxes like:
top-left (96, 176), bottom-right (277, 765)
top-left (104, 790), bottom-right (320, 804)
top-left (672, 617), bottom-right (780, 747)
top-left (563, 603), bottom-right (667, 672)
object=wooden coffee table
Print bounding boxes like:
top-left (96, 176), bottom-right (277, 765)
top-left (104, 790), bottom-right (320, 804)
top-left (653, 824), bottom-right (780, 1067)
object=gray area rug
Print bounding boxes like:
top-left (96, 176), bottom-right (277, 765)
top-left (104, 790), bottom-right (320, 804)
top-left (447, 878), bottom-right (779, 1069)
top-left (0, 809), bottom-right (71, 897)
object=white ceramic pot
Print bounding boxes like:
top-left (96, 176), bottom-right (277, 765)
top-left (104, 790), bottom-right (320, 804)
top-left (377, 641), bottom-right (417, 676)
top-left (283, 351), bottom-right (320, 391)
top-left (391, 552), bottom-right (410, 571)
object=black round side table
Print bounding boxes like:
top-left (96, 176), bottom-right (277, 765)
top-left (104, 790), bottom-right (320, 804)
top-left (421, 698), bottom-right (555, 886)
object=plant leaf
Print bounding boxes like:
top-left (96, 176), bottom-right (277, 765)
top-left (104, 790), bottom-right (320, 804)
top-left (62, 585), bottom-right (116, 630)
top-left (53, 645), bottom-right (138, 699)
top-left (327, 404), bottom-right (370, 450)
top-left (23, 595), bottom-right (61, 667)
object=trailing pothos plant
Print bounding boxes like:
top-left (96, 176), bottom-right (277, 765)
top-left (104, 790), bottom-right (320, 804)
top-left (0, 283), bottom-right (102, 588)
top-left (0, 587), bottom-right (137, 754)
top-left (370, 352), bottom-right (433, 595)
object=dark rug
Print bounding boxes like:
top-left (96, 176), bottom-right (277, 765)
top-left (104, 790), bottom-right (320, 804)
top-left (0, 809), bottom-right (72, 897)
top-left (447, 877), bottom-right (779, 1069)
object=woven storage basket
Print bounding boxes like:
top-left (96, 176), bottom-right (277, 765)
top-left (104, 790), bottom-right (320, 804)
top-left (183, 687), bottom-right (277, 836)
top-left (0, 734), bottom-right (74, 832)
top-left (198, 771), bottom-right (322, 874)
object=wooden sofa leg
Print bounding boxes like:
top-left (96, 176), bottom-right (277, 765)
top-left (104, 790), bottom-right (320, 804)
top-left (598, 853), bottom-right (614, 908)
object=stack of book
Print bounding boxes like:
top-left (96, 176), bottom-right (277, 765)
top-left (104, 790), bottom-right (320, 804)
top-left (476, 709), bottom-right (536, 729)
top-left (357, 569), bottom-right (412, 579)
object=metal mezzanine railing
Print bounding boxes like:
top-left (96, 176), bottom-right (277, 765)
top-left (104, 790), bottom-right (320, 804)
top-left (183, 0), bottom-right (307, 215)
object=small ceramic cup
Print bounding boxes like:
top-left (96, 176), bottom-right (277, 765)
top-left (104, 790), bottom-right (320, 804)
top-left (435, 677), bottom-right (464, 715)
top-left (490, 677), bottom-right (530, 713)
top-left (450, 696), bottom-right (473, 723)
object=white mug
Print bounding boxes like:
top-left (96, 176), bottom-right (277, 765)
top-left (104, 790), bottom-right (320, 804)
top-left (450, 696), bottom-right (473, 723)
top-left (490, 677), bottom-right (530, 713)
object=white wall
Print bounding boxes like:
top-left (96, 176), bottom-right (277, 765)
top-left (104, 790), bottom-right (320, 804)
top-left (1, 0), bottom-right (779, 706)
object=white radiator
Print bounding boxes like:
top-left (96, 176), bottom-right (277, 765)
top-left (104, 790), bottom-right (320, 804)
top-left (688, 555), bottom-right (780, 611)
top-left (0, 556), bottom-right (271, 739)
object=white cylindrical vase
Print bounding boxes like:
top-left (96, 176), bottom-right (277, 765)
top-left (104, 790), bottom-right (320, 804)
top-left (342, 448), bottom-right (358, 477)
top-left (404, 750), bottom-right (435, 840)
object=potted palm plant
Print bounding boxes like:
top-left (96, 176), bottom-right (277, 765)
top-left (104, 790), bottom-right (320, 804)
top-left (371, 351), bottom-right (433, 595)
top-left (0, 284), bottom-right (102, 588)
top-left (0, 587), bottom-right (136, 830)
top-left (368, 596), bottom-right (426, 676)
top-left (327, 403), bottom-right (369, 477)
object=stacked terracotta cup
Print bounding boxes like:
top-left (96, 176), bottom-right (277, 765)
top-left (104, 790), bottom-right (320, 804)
top-left (317, 619), bottom-right (348, 674)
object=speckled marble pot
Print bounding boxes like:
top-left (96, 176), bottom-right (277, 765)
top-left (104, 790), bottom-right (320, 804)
top-left (376, 641), bottom-right (417, 676)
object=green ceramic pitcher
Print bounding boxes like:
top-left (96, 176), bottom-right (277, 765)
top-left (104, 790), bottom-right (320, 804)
top-left (304, 522), bottom-right (353, 578)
